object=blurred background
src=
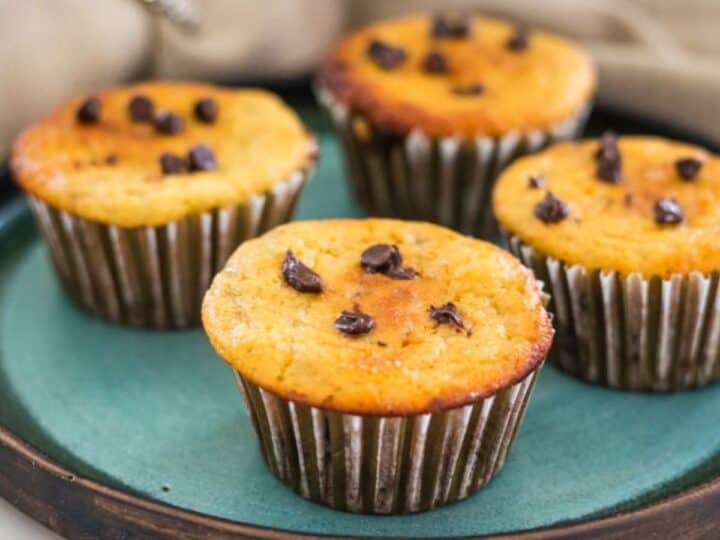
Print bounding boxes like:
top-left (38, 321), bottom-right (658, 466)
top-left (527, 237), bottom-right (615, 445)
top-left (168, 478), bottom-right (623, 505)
top-left (1, 0), bottom-right (720, 166)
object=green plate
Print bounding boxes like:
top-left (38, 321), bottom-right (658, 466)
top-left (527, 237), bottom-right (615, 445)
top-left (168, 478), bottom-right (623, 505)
top-left (2, 109), bottom-right (720, 539)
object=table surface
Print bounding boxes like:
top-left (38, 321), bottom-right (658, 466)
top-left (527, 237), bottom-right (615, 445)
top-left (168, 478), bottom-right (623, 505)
top-left (0, 497), bottom-right (59, 539)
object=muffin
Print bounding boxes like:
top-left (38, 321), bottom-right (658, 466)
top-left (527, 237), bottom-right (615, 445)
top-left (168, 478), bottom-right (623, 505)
top-left (11, 81), bottom-right (316, 327)
top-left (493, 134), bottom-right (720, 391)
top-left (202, 218), bottom-right (552, 513)
top-left (317, 13), bottom-right (595, 237)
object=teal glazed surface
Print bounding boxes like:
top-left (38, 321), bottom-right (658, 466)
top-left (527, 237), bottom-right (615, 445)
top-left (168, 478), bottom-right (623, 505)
top-left (2, 114), bottom-right (720, 538)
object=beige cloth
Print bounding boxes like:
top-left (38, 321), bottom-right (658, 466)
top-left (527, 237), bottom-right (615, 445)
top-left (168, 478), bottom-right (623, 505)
top-left (1, 0), bottom-right (719, 160)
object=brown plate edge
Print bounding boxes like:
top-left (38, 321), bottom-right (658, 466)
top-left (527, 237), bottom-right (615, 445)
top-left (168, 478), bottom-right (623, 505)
top-left (2, 424), bottom-right (720, 540)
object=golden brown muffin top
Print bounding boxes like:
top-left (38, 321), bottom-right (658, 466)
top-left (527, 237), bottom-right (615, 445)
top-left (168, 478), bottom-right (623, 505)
top-left (493, 135), bottom-right (720, 278)
top-left (12, 81), bottom-right (315, 227)
top-left (319, 13), bottom-right (596, 138)
top-left (202, 219), bottom-right (552, 415)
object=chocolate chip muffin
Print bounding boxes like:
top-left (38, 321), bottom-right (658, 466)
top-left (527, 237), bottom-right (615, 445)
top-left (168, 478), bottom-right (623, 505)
top-left (493, 134), bottom-right (720, 391)
top-left (202, 218), bottom-right (552, 513)
top-left (317, 13), bottom-right (596, 237)
top-left (11, 81), bottom-right (317, 327)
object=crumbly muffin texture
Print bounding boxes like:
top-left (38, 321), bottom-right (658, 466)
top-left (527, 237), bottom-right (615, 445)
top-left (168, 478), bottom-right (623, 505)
top-left (493, 136), bottom-right (720, 277)
top-left (320, 13), bottom-right (595, 137)
top-left (202, 219), bottom-right (552, 415)
top-left (12, 81), bottom-right (314, 227)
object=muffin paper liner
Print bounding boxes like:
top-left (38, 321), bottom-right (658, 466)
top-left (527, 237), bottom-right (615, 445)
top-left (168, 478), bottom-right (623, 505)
top-left (233, 363), bottom-right (542, 514)
top-left (505, 232), bottom-right (720, 391)
top-left (316, 84), bottom-right (590, 238)
top-left (27, 168), bottom-right (311, 328)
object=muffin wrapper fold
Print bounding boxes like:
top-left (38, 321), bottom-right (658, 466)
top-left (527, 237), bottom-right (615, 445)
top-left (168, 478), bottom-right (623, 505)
top-left (234, 364), bottom-right (542, 514)
top-left (28, 169), bottom-right (311, 328)
top-left (316, 84), bottom-right (590, 238)
top-left (505, 233), bottom-right (720, 391)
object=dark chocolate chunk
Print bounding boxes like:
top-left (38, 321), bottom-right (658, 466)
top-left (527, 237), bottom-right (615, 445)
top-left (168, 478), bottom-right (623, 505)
top-left (528, 175), bottom-right (544, 189)
top-left (429, 302), bottom-right (466, 331)
top-left (596, 159), bottom-right (623, 184)
top-left (105, 154), bottom-right (118, 165)
top-left (675, 157), bottom-right (702, 181)
top-left (595, 131), bottom-right (623, 183)
top-left (76, 97), bottom-right (101, 124)
top-left (654, 197), bottom-right (684, 225)
top-left (128, 95), bottom-right (154, 122)
top-left (188, 144), bottom-right (217, 171)
top-left (282, 250), bottom-right (323, 293)
top-left (431, 13), bottom-right (472, 38)
top-left (422, 51), bottom-right (449, 74)
top-left (596, 131), bottom-right (621, 160)
top-left (360, 244), bottom-right (416, 280)
top-left (507, 25), bottom-right (530, 51)
top-left (534, 192), bottom-right (569, 223)
top-left (367, 40), bottom-right (407, 70)
top-left (361, 244), bottom-right (401, 272)
top-left (335, 308), bottom-right (375, 336)
top-left (155, 112), bottom-right (184, 135)
top-left (194, 97), bottom-right (218, 123)
top-left (451, 83), bottom-right (484, 96)
top-left (159, 153), bottom-right (186, 175)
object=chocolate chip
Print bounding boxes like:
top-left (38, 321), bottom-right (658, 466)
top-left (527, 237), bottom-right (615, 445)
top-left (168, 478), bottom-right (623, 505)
top-left (335, 307), bottom-right (375, 336)
top-left (360, 244), bottom-right (416, 280)
top-left (367, 40), bottom-right (407, 70)
top-left (77, 97), bottom-right (101, 124)
top-left (194, 97), bottom-right (218, 123)
top-left (507, 25), bottom-right (530, 51)
top-left (431, 13), bottom-right (472, 38)
top-left (188, 144), bottom-right (217, 171)
top-left (596, 159), bottom-right (623, 184)
top-left (654, 197), bottom-right (684, 225)
top-left (595, 131), bottom-right (623, 183)
top-left (128, 95), bottom-right (154, 122)
top-left (282, 250), bottom-right (323, 293)
top-left (159, 153), bottom-right (186, 175)
top-left (105, 154), bottom-right (118, 165)
top-left (534, 192), bottom-right (569, 223)
top-left (451, 83), bottom-right (484, 96)
top-left (675, 158), bottom-right (702, 181)
top-left (422, 51), bottom-right (449, 74)
top-left (528, 175), bottom-right (544, 189)
top-left (624, 192), bottom-right (634, 206)
top-left (155, 112), bottom-right (184, 135)
top-left (361, 244), bottom-right (400, 272)
top-left (429, 303), bottom-right (466, 332)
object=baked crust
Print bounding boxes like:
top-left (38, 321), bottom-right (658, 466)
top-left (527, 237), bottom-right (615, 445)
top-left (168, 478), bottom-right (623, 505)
top-left (202, 219), bottom-right (552, 415)
top-left (319, 14), bottom-right (596, 138)
top-left (12, 81), bottom-right (315, 227)
top-left (493, 136), bottom-right (719, 277)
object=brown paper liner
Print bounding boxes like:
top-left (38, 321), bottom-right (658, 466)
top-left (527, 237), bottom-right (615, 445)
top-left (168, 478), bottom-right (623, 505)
top-left (505, 232), bottom-right (720, 391)
top-left (316, 84), bottom-right (591, 239)
top-left (27, 168), bottom-right (312, 328)
top-left (233, 362), bottom-right (542, 514)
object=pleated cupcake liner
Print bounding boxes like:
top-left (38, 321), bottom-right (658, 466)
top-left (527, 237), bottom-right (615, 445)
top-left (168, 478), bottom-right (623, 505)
top-left (505, 232), bottom-right (720, 391)
top-left (234, 362), bottom-right (542, 514)
top-left (316, 84), bottom-right (590, 239)
top-left (27, 166), bottom-right (312, 328)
